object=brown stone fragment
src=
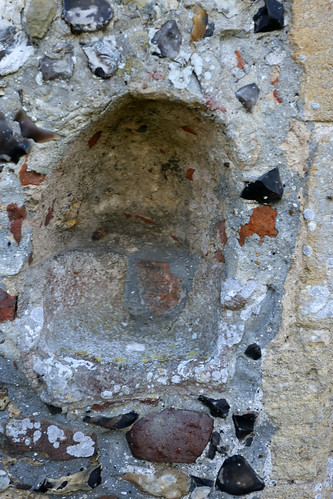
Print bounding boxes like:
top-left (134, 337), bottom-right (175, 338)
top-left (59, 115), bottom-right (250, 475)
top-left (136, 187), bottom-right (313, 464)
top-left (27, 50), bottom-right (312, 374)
top-left (19, 155), bottom-right (46, 186)
top-left (7, 203), bottom-right (27, 244)
top-left (4, 418), bottom-right (97, 460)
top-left (191, 3), bottom-right (208, 42)
top-left (126, 409), bottom-right (214, 463)
top-left (239, 206), bottom-right (277, 246)
top-left (0, 289), bottom-right (16, 322)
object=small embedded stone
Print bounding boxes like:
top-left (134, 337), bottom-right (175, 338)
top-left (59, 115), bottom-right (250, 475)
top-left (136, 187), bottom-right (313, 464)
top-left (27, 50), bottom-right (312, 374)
top-left (241, 167), bottom-right (283, 204)
top-left (207, 430), bottom-right (221, 459)
top-left (26, 0), bottom-right (57, 40)
top-left (191, 3), bottom-right (208, 42)
top-left (0, 289), bottom-right (16, 322)
top-left (63, 0), bottom-right (113, 33)
top-left (216, 455), bottom-right (265, 495)
top-left (126, 408), bottom-right (214, 463)
top-left (235, 83), bottom-right (260, 112)
top-left (232, 412), bottom-right (257, 440)
top-left (151, 21), bottom-right (182, 59)
top-left (190, 476), bottom-right (214, 489)
top-left (0, 470), bottom-right (10, 493)
top-left (253, 0), bottom-right (284, 33)
top-left (82, 39), bottom-right (121, 78)
top-left (198, 395), bottom-right (230, 418)
top-left (0, 112), bottom-right (31, 163)
top-left (122, 468), bottom-right (190, 499)
top-left (0, 387), bottom-right (10, 410)
top-left (39, 54), bottom-right (74, 81)
top-left (0, 22), bottom-right (34, 76)
top-left (14, 110), bottom-right (59, 143)
top-left (83, 411), bottom-right (138, 430)
top-left (245, 343), bottom-right (262, 360)
top-left (37, 464), bottom-right (102, 494)
top-left (238, 206), bottom-right (277, 246)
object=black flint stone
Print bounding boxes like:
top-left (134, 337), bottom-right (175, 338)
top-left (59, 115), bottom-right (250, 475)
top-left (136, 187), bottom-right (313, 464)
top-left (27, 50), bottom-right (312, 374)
top-left (190, 476), bottom-right (214, 489)
top-left (241, 167), bottom-right (283, 204)
top-left (198, 395), bottom-right (230, 418)
top-left (151, 20), bottom-right (182, 59)
top-left (245, 343), bottom-right (262, 360)
top-left (0, 113), bottom-right (31, 164)
top-left (216, 455), bottom-right (265, 496)
top-left (253, 0), bottom-right (284, 33)
top-left (45, 403), bottom-right (62, 414)
top-left (232, 413), bottom-right (257, 440)
top-left (235, 83), bottom-right (260, 112)
top-left (204, 22), bottom-right (215, 38)
top-left (207, 430), bottom-right (220, 459)
top-left (87, 465), bottom-right (102, 489)
top-left (83, 411), bottom-right (138, 430)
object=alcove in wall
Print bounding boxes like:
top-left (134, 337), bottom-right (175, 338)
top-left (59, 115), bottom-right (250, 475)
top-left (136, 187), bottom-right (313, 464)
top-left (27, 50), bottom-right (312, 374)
top-left (20, 97), bottom-right (236, 404)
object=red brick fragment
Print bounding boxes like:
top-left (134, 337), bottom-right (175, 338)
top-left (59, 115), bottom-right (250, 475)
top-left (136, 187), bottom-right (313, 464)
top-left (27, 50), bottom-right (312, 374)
top-left (135, 214), bottom-right (157, 225)
top-left (124, 213), bottom-right (132, 219)
top-left (126, 409), bottom-right (214, 463)
top-left (213, 220), bottom-right (227, 245)
top-left (7, 203), bottom-right (27, 244)
top-left (235, 50), bottom-right (246, 69)
top-left (239, 206), bottom-right (277, 247)
top-left (88, 131), bottom-right (102, 148)
top-left (181, 126), bottom-right (197, 136)
top-left (0, 289), bottom-right (16, 322)
top-left (214, 249), bottom-right (225, 263)
top-left (138, 262), bottom-right (184, 316)
top-left (273, 89), bottom-right (283, 103)
top-left (19, 154), bottom-right (46, 186)
top-left (4, 418), bottom-right (97, 460)
top-left (186, 168), bottom-right (195, 181)
top-left (45, 200), bottom-right (55, 226)
top-left (205, 96), bottom-right (226, 113)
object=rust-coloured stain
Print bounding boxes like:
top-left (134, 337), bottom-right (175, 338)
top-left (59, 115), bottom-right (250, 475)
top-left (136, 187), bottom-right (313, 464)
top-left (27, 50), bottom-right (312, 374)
top-left (171, 235), bottom-right (180, 242)
top-left (19, 154), bottom-right (46, 186)
top-left (0, 289), bottom-right (16, 322)
top-left (7, 203), bottom-right (27, 244)
top-left (45, 200), bottom-right (55, 226)
top-left (191, 3), bottom-right (208, 42)
top-left (181, 125), bottom-right (197, 135)
top-left (148, 71), bottom-right (163, 80)
top-left (213, 220), bottom-right (227, 245)
top-left (124, 213), bottom-right (132, 219)
top-left (186, 167), bottom-right (195, 181)
top-left (239, 206), bottom-right (277, 246)
top-left (205, 96), bottom-right (226, 113)
top-left (135, 214), bottom-right (157, 225)
top-left (273, 89), bottom-right (283, 103)
top-left (214, 249), bottom-right (225, 263)
top-left (88, 131), bottom-right (102, 148)
top-left (235, 50), bottom-right (246, 69)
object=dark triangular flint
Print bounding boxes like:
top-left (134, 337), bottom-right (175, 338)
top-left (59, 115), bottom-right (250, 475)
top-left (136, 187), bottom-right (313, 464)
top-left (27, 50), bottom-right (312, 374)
top-left (253, 0), bottom-right (284, 33)
top-left (241, 167), bottom-right (283, 204)
top-left (232, 412), bottom-right (257, 440)
top-left (216, 455), bottom-right (265, 496)
top-left (198, 395), bottom-right (230, 418)
top-left (235, 83), bottom-right (260, 112)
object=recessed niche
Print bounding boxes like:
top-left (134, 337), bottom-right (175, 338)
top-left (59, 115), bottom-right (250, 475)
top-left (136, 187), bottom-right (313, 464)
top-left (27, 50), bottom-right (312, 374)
top-left (20, 97), bottom-right (236, 406)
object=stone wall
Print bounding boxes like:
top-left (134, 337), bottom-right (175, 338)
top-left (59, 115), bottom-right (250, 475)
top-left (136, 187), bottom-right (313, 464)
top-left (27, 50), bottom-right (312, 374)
top-left (0, 0), bottom-right (331, 497)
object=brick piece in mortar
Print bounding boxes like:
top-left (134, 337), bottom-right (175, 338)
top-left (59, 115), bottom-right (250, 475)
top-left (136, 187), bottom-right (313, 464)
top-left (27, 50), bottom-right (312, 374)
top-left (4, 418), bottom-right (97, 460)
top-left (126, 409), bottom-right (214, 463)
top-left (0, 289), bottom-right (16, 322)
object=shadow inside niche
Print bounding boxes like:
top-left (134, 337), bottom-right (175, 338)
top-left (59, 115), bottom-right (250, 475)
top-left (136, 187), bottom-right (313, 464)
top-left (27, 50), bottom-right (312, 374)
top-left (19, 97), bottom-right (235, 400)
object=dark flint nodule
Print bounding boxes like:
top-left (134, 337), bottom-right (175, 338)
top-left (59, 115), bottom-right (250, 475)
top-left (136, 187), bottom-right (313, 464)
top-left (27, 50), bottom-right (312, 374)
top-left (207, 430), bottom-right (221, 459)
top-left (216, 455), bottom-right (265, 496)
top-left (241, 167), bottom-right (283, 204)
top-left (253, 0), bottom-right (284, 33)
top-left (83, 411), bottom-right (138, 430)
top-left (204, 22), bottom-right (215, 38)
top-left (232, 412), bottom-right (257, 440)
top-left (63, 0), bottom-right (113, 33)
top-left (87, 464), bottom-right (102, 488)
top-left (0, 112), bottom-right (31, 164)
top-left (245, 343), bottom-right (262, 360)
top-left (198, 395), bottom-right (230, 418)
top-left (151, 21), bottom-right (182, 59)
top-left (191, 476), bottom-right (214, 489)
top-left (14, 110), bottom-right (59, 143)
top-left (235, 83), bottom-right (260, 112)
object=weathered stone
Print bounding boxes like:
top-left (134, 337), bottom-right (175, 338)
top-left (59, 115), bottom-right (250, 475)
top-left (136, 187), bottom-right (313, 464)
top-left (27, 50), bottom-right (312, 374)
top-left (253, 0), bottom-right (284, 33)
top-left (207, 430), bottom-right (222, 459)
top-left (62, 0), bottom-right (113, 33)
top-left (232, 412), bottom-right (257, 440)
top-left (235, 83), bottom-right (260, 112)
top-left (0, 113), bottom-right (31, 164)
top-left (151, 21), bottom-right (182, 59)
top-left (0, 387), bottom-right (10, 410)
top-left (4, 418), bottom-right (97, 460)
top-left (0, 470), bottom-right (10, 493)
top-left (122, 468), bottom-right (190, 499)
top-left (14, 110), bottom-right (59, 143)
top-left (38, 464), bottom-right (102, 494)
top-left (126, 409), bottom-right (214, 463)
top-left (191, 3), bottom-right (208, 42)
top-left (198, 395), bottom-right (230, 418)
top-left (0, 22), bottom-right (34, 76)
top-left (138, 261), bottom-right (185, 316)
top-left (83, 411), bottom-right (138, 429)
top-left (0, 290), bottom-right (16, 322)
top-left (39, 54), bottom-right (74, 81)
top-left (241, 168), bottom-right (283, 204)
top-left (245, 343), bottom-right (262, 360)
top-left (82, 39), bottom-right (121, 78)
top-left (25, 0), bottom-right (57, 40)
top-left (7, 203), bottom-right (27, 244)
top-left (239, 206), bottom-right (277, 246)
top-left (216, 455), bottom-right (265, 495)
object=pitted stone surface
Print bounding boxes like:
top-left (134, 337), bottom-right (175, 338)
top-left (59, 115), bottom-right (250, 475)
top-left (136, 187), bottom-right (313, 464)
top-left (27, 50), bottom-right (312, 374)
top-left (126, 409), bottom-right (214, 463)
